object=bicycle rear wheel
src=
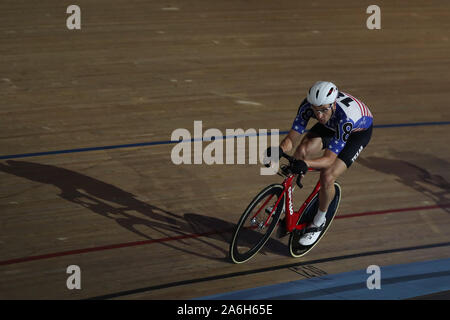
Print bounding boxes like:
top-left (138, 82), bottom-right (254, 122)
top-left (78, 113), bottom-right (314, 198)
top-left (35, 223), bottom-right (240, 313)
top-left (229, 184), bottom-right (284, 264)
top-left (289, 182), bottom-right (341, 258)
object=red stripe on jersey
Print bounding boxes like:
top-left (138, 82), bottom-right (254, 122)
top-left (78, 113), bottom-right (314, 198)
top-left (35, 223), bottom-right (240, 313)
top-left (362, 102), bottom-right (371, 117)
top-left (362, 102), bottom-right (372, 117)
top-left (362, 103), bottom-right (368, 117)
top-left (353, 95), bottom-right (366, 117)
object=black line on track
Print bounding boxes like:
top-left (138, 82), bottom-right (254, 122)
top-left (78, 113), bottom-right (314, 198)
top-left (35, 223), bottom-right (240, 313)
top-left (86, 241), bottom-right (450, 300)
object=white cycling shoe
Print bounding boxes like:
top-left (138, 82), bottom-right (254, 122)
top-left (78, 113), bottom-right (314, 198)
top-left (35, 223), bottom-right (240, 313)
top-left (299, 221), bottom-right (325, 246)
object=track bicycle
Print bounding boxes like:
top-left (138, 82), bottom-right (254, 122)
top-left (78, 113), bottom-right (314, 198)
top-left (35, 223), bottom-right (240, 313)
top-left (229, 152), bottom-right (341, 264)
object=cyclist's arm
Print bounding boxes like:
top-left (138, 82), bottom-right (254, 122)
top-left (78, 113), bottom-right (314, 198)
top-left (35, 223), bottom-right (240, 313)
top-left (304, 149), bottom-right (337, 169)
top-left (280, 129), bottom-right (302, 153)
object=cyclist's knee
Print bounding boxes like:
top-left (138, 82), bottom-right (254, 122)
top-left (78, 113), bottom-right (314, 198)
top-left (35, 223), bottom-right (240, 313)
top-left (295, 139), bottom-right (320, 160)
top-left (294, 144), bottom-right (309, 160)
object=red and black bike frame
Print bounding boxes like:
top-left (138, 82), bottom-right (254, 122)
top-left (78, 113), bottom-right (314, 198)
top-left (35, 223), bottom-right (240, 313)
top-left (284, 169), bottom-right (321, 232)
top-left (260, 168), bottom-right (320, 232)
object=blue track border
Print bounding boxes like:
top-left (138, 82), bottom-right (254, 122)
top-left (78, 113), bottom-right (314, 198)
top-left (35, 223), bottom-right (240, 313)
top-left (195, 258), bottom-right (450, 300)
top-left (1, 121), bottom-right (449, 160)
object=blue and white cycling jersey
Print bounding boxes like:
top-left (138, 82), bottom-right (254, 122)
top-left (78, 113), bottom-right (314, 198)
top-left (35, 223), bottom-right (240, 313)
top-left (291, 91), bottom-right (373, 155)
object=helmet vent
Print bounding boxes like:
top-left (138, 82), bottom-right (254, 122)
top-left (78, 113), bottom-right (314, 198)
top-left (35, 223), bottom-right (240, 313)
top-left (315, 90), bottom-right (319, 99)
top-left (326, 88), bottom-right (334, 97)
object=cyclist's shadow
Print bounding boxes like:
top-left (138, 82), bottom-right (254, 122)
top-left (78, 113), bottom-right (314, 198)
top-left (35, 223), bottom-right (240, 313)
top-left (0, 160), bottom-right (288, 261)
top-left (358, 152), bottom-right (450, 213)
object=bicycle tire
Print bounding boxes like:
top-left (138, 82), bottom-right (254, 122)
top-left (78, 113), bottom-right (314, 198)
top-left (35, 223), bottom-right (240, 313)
top-left (288, 182), bottom-right (342, 258)
top-left (229, 184), bottom-right (284, 264)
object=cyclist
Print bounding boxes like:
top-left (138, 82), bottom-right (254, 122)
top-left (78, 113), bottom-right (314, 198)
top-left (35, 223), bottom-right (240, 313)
top-left (267, 81), bottom-right (373, 245)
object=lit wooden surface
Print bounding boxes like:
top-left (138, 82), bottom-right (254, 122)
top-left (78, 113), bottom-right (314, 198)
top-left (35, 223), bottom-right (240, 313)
top-left (0, 0), bottom-right (449, 299)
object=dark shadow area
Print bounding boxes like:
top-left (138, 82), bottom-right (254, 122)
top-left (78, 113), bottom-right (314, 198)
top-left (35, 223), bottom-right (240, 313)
top-left (0, 160), bottom-right (288, 261)
top-left (359, 152), bottom-right (450, 213)
top-left (184, 213), bottom-right (289, 259)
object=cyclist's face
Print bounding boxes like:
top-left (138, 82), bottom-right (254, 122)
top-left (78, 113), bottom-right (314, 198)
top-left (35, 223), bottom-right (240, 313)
top-left (312, 103), bottom-right (334, 124)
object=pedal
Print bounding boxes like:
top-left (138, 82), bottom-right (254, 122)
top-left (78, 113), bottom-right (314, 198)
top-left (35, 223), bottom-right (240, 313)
top-left (304, 222), bottom-right (325, 233)
top-left (292, 228), bottom-right (305, 238)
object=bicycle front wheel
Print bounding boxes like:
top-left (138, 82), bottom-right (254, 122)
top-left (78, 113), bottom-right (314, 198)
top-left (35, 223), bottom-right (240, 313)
top-left (288, 182), bottom-right (342, 258)
top-left (229, 184), bottom-right (284, 264)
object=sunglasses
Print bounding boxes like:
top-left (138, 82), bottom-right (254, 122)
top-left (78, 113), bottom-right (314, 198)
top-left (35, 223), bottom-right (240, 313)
top-left (312, 105), bottom-right (333, 115)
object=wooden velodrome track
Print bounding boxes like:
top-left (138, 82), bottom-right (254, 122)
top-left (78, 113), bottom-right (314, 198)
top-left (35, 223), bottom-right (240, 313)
top-left (1, 0), bottom-right (449, 300)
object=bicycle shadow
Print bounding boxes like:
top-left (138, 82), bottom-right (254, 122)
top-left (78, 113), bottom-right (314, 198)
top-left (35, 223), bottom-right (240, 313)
top-left (358, 152), bottom-right (450, 213)
top-left (0, 160), bottom-right (288, 262)
top-left (184, 213), bottom-right (288, 259)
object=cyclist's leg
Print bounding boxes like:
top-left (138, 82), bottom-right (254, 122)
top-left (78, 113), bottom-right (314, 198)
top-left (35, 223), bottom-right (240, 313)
top-left (299, 127), bottom-right (372, 244)
top-left (319, 125), bottom-right (373, 213)
top-left (319, 157), bottom-right (347, 212)
top-left (294, 123), bottom-right (334, 160)
top-left (294, 132), bottom-right (322, 160)
top-left (298, 156), bottom-right (346, 245)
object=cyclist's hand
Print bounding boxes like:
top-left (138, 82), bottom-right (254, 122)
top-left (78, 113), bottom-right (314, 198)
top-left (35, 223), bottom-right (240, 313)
top-left (292, 159), bottom-right (308, 175)
top-left (264, 146), bottom-right (283, 167)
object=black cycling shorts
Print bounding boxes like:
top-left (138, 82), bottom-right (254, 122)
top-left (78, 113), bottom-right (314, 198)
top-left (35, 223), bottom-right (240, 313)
top-left (308, 123), bottom-right (373, 168)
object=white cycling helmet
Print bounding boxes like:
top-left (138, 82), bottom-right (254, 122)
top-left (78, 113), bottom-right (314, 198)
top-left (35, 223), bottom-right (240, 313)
top-left (307, 81), bottom-right (338, 106)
